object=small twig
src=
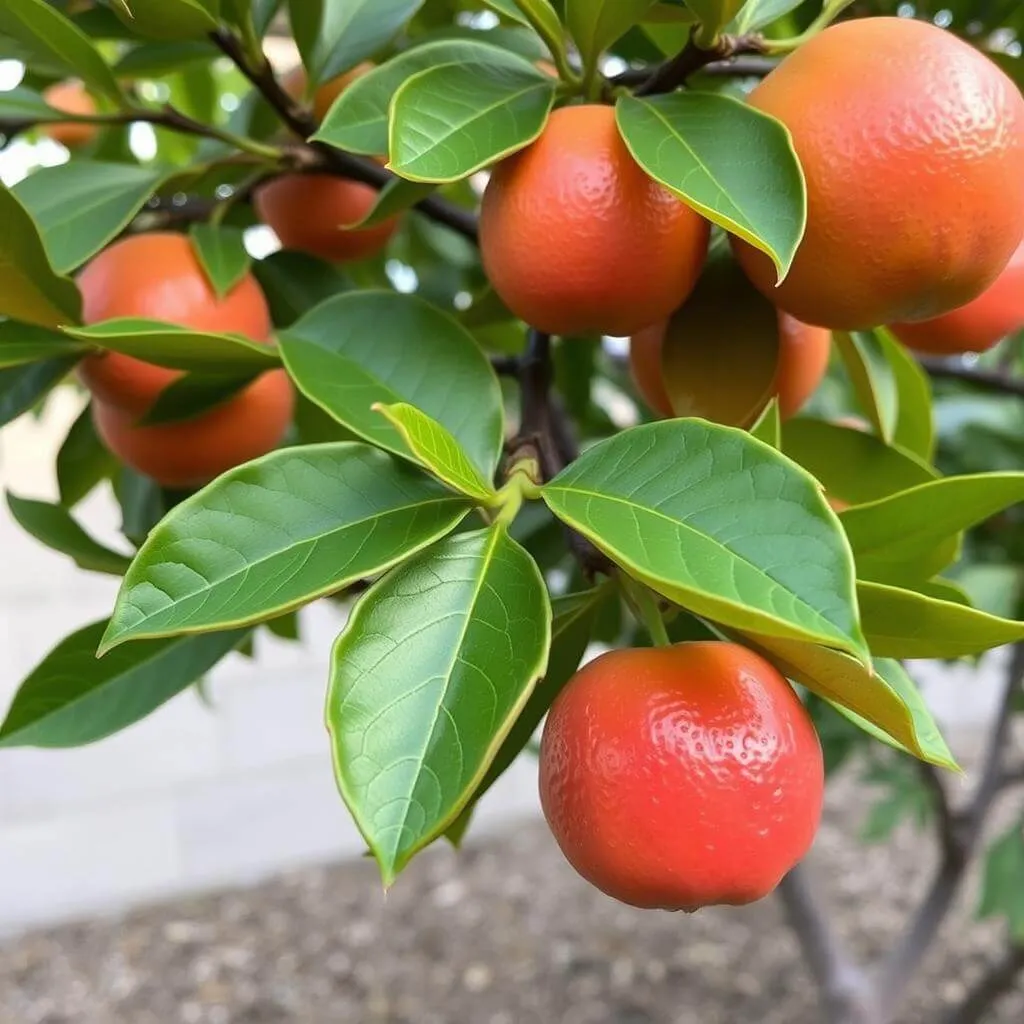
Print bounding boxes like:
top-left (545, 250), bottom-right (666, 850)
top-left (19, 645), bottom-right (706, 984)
top-left (613, 55), bottom-right (777, 87)
top-left (1000, 765), bottom-right (1024, 790)
top-left (918, 357), bottom-right (1024, 399)
top-left (776, 866), bottom-right (880, 1024)
top-left (634, 31), bottom-right (769, 96)
top-left (878, 643), bottom-right (1024, 1017)
top-left (210, 28), bottom-right (479, 243)
top-left (941, 945), bottom-right (1024, 1024)
top-left (918, 760), bottom-right (969, 866)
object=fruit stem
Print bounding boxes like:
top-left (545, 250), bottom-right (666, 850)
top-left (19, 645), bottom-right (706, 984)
top-left (621, 574), bottom-right (671, 647)
top-left (763, 0), bottom-right (856, 53)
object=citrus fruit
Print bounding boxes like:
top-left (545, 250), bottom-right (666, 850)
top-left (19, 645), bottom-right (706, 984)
top-left (731, 17), bottom-right (1024, 330)
top-left (539, 642), bottom-right (824, 911)
top-left (480, 104), bottom-right (710, 337)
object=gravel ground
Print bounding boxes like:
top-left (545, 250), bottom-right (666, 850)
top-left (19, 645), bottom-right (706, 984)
top-left (2, 757), bottom-right (1022, 1024)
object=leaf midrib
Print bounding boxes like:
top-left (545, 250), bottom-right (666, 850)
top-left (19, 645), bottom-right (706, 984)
top-left (546, 483), bottom-right (855, 645)
top-left (119, 493), bottom-right (467, 634)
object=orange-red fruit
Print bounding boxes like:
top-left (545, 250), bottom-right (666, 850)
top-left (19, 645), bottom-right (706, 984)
top-left (539, 643), bottom-right (824, 911)
top-left (41, 81), bottom-right (97, 149)
top-left (282, 62), bottom-right (375, 123)
top-left (731, 17), bottom-right (1024, 330)
top-left (78, 233), bottom-right (275, 415)
top-left (77, 233), bottom-right (292, 488)
top-left (480, 104), bottom-right (710, 337)
top-left (255, 174), bottom-right (399, 264)
top-left (630, 310), bottom-right (830, 421)
top-left (92, 376), bottom-right (294, 489)
top-left (890, 238), bottom-right (1024, 355)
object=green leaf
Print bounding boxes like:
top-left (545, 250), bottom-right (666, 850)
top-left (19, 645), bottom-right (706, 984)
top-left (0, 320), bottom-right (87, 368)
top-left (63, 318), bottom-right (280, 373)
top-left (57, 403), bottom-right (118, 508)
top-left (189, 224), bottom-right (251, 299)
top-left (388, 59), bottom-right (556, 183)
top-left (0, 0), bottom-right (123, 101)
top-left (683, 1), bottom-right (744, 36)
top-left (480, 0), bottom-right (530, 26)
top-left (858, 581), bottom-right (1024, 659)
top-left (0, 183), bottom-right (82, 328)
top-left (616, 92), bottom-right (806, 280)
top-left (251, 250), bottom-right (349, 327)
top-left (833, 331), bottom-right (897, 444)
top-left (0, 357), bottom-right (80, 428)
top-left (327, 524), bottom-right (551, 884)
top-left (5, 492), bottom-right (132, 576)
top-left (0, 86), bottom-right (73, 121)
top-left (978, 821), bottom-right (1024, 942)
top-left (278, 290), bottom-right (504, 477)
top-left (566, 0), bottom-right (658, 72)
top-left (840, 473), bottom-right (1024, 584)
top-left (13, 162), bottom-right (175, 275)
top-left (448, 585), bottom-right (608, 844)
top-left (542, 420), bottom-right (867, 659)
top-left (781, 418), bottom-right (937, 507)
top-left (876, 327), bottom-right (935, 461)
top-left (111, 0), bottom-right (220, 40)
top-left (373, 402), bottom-right (497, 501)
top-left (139, 372), bottom-right (255, 426)
top-left (101, 443), bottom-right (471, 649)
top-left (911, 577), bottom-right (973, 607)
top-left (0, 621), bottom-right (247, 748)
top-left (507, 0), bottom-right (566, 65)
top-left (290, 0), bottom-right (425, 84)
top-left (343, 177), bottom-right (436, 228)
top-left (729, 0), bottom-right (805, 33)
top-left (315, 39), bottom-right (535, 156)
top-left (740, 633), bottom-right (957, 768)
top-left (113, 39), bottom-right (220, 78)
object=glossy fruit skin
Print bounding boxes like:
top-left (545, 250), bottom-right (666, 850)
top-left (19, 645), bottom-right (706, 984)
top-left (282, 62), bottom-right (375, 123)
top-left (41, 82), bottom-right (97, 149)
top-left (890, 238), bottom-right (1024, 355)
top-left (731, 17), bottom-right (1024, 330)
top-left (480, 105), bottom-right (710, 338)
top-left (77, 232), bottom-right (292, 487)
top-left (539, 643), bottom-right (824, 911)
top-left (92, 373), bottom-right (294, 488)
top-left (78, 233), bottom-right (274, 416)
top-left (255, 174), bottom-right (399, 264)
top-left (630, 309), bottom-right (830, 421)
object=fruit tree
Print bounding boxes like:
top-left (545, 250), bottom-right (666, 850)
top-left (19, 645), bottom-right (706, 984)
top-left (1, 1), bottom-right (1024, 1021)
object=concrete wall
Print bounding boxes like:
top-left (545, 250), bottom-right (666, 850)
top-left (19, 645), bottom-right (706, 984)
top-left (0, 392), bottom-right (1008, 937)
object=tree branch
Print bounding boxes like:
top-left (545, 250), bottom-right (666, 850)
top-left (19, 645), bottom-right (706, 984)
top-left (209, 28), bottom-right (479, 242)
top-left (878, 643), bottom-right (1024, 1016)
top-left (942, 945), bottom-right (1024, 1024)
top-left (918, 759), bottom-right (969, 866)
top-left (633, 31), bottom-right (770, 96)
top-left (614, 54), bottom-right (777, 87)
top-left (776, 866), bottom-right (880, 1024)
top-left (919, 357), bottom-right (1024, 399)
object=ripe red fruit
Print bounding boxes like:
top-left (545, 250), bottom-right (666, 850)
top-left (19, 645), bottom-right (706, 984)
top-left (890, 239), bottom-right (1024, 355)
top-left (539, 642), bottom-right (824, 911)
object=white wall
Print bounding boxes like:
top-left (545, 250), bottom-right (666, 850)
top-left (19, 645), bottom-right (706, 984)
top-left (0, 391), bottom-right (539, 936)
top-left (0, 392), bottom-right (1008, 937)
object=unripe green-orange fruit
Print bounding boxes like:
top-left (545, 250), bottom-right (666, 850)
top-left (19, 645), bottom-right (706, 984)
top-left (890, 238), bottom-right (1024, 355)
top-left (254, 174), bottom-right (399, 264)
top-left (77, 233), bottom-right (293, 488)
top-left (539, 643), bottom-right (824, 911)
top-left (731, 17), bottom-right (1024, 330)
top-left (630, 252), bottom-right (830, 424)
top-left (480, 104), bottom-right (710, 338)
top-left (41, 81), bottom-right (97, 149)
